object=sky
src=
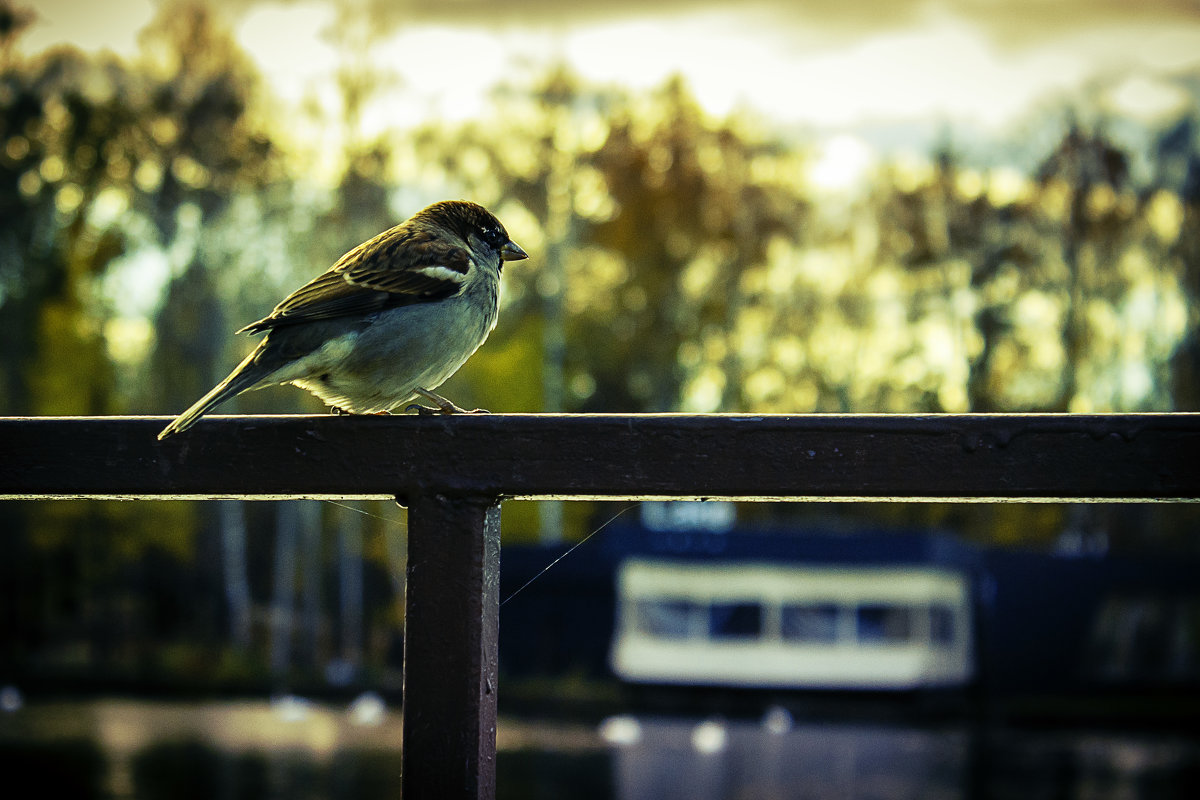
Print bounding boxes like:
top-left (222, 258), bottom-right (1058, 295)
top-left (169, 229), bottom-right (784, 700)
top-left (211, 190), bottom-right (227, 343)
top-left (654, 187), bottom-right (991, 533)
top-left (23, 0), bottom-right (1200, 118)
top-left (18, 0), bottom-right (1200, 174)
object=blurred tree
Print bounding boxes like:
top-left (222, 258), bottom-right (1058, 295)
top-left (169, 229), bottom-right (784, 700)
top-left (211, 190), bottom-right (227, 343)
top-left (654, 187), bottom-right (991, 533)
top-left (1162, 117), bottom-right (1200, 409)
top-left (1035, 121), bottom-right (1132, 411)
top-left (142, 0), bottom-right (277, 411)
top-left (133, 0), bottom-right (281, 678)
top-left (0, 0), bottom-right (32, 65)
top-left (580, 77), bottom-right (810, 411)
top-left (408, 71), bottom-right (813, 413)
top-left (0, 0), bottom-right (279, 678)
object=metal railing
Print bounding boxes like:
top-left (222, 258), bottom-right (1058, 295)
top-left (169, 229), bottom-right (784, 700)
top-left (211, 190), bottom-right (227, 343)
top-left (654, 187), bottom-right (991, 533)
top-left (4, 412), bottom-right (1200, 799)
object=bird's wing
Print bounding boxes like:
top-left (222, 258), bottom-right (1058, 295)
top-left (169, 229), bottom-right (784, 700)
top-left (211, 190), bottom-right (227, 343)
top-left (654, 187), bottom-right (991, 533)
top-left (238, 227), bottom-right (471, 334)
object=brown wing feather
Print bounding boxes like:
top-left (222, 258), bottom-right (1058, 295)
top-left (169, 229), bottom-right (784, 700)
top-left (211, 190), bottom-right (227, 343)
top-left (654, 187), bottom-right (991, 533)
top-left (238, 224), bottom-right (470, 335)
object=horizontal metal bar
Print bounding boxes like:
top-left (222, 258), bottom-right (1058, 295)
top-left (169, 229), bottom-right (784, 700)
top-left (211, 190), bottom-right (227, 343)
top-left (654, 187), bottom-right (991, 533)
top-left (1, 413), bottom-right (1198, 502)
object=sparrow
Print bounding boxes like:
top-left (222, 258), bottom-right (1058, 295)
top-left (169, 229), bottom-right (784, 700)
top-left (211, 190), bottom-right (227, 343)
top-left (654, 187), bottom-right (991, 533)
top-left (158, 200), bottom-right (527, 439)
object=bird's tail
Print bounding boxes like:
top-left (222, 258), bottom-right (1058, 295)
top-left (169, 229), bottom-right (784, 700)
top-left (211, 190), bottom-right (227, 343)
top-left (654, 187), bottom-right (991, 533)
top-left (157, 349), bottom-right (271, 440)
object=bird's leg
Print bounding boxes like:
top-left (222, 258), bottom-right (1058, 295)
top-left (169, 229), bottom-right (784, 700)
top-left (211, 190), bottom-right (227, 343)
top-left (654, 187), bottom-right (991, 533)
top-left (406, 387), bottom-right (489, 415)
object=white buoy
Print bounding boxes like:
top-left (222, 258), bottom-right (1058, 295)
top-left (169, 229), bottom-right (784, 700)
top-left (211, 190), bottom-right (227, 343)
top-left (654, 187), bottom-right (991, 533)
top-left (598, 715), bottom-right (643, 747)
top-left (691, 718), bottom-right (728, 754)
top-left (348, 691), bottom-right (386, 726)
top-left (762, 705), bottom-right (793, 735)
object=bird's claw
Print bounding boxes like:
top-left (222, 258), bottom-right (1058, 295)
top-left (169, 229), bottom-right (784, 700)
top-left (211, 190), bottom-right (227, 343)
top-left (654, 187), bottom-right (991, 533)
top-left (410, 387), bottom-right (489, 415)
top-left (406, 403), bottom-right (440, 416)
top-left (405, 402), bottom-right (490, 416)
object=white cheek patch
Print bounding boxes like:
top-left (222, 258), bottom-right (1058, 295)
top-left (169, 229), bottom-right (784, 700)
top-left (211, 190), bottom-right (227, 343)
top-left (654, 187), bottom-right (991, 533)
top-left (417, 265), bottom-right (468, 284)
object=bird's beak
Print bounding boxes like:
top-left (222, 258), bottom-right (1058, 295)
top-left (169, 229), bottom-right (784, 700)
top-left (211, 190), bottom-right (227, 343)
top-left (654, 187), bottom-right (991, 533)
top-left (501, 240), bottom-right (528, 262)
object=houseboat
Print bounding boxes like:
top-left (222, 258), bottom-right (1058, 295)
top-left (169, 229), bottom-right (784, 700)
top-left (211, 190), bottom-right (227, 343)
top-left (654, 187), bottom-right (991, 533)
top-left (610, 558), bottom-right (974, 690)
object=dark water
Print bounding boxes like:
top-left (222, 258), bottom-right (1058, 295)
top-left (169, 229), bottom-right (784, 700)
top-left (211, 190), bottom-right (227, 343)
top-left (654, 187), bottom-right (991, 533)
top-left (607, 715), bottom-right (1200, 800)
top-left (1, 700), bottom-right (1197, 799)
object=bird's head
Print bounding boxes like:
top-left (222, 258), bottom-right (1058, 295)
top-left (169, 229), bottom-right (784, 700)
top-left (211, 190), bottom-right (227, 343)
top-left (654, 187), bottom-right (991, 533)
top-left (418, 200), bottom-right (528, 268)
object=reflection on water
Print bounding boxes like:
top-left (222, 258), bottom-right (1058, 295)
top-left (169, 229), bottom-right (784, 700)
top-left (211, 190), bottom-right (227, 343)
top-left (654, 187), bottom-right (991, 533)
top-left (131, 741), bottom-right (404, 800)
top-left (1, 700), bottom-right (1198, 799)
top-left (610, 715), bottom-right (966, 800)
top-left (605, 713), bottom-right (1200, 800)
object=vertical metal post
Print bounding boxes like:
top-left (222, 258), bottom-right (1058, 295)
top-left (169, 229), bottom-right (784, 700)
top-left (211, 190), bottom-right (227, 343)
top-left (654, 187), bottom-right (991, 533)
top-left (401, 494), bottom-right (502, 800)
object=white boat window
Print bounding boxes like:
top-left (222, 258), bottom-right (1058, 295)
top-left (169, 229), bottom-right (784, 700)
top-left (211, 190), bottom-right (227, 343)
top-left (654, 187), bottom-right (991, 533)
top-left (856, 604), bottom-right (913, 643)
top-left (780, 604), bottom-right (840, 643)
top-left (709, 602), bottom-right (762, 639)
top-left (635, 599), bottom-right (699, 639)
